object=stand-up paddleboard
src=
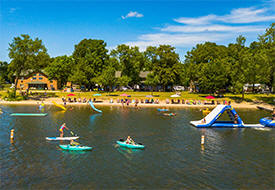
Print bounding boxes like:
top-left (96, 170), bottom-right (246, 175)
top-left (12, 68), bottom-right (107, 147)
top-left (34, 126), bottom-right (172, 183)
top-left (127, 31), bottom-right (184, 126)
top-left (11, 113), bottom-right (48, 116)
top-left (89, 101), bottom-right (102, 113)
top-left (52, 101), bottom-right (67, 111)
top-left (59, 144), bottom-right (92, 151)
top-left (157, 108), bottom-right (168, 112)
top-left (46, 136), bottom-right (79, 141)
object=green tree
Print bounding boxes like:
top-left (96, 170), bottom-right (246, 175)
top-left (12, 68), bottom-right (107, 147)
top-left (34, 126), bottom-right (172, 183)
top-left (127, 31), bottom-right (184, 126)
top-left (0, 61), bottom-right (9, 83)
top-left (144, 73), bottom-right (159, 94)
top-left (111, 44), bottom-right (145, 86)
top-left (197, 60), bottom-right (228, 93)
top-left (227, 36), bottom-right (249, 99)
top-left (45, 55), bottom-right (74, 88)
top-left (184, 42), bottom-right (229, 93)
top-left (8, 34), bottom-right (50, 96)
top-left (70, 38), bottom-right (109, 89)
top-left (117, 75), bottom-right (131, 88)
top-left (0, 76), bottom-right (5, 89)
top-left (144, 45), bottom-right (181, 91)
top-left (95, 66), bottom-right (117, 92)
top-left (257, 23), bottom-right (275, 92)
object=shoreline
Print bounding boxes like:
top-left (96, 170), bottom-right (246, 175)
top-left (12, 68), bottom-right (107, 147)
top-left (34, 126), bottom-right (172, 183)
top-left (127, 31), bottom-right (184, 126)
top-left (0, 98), bottom-right (274, 109)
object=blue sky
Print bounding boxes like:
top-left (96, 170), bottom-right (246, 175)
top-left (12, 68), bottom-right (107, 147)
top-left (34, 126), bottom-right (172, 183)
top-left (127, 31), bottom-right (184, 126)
top-left (0, 0), bottom-right (274, 61)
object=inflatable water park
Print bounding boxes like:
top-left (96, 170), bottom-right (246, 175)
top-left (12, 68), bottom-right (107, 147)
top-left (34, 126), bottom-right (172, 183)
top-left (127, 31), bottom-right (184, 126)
top-left (190, 105), bottom-right (265, 128)
top-left (260, 117), bottom-right (275, 127)
top-left (52, 101), bottom-right (67, 111)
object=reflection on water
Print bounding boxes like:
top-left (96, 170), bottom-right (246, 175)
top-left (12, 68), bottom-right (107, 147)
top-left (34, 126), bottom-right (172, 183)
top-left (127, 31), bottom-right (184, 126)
top-left (115, 144), bottom-right (144, 160)
top-left (0, 105), bottom-right (274, 189)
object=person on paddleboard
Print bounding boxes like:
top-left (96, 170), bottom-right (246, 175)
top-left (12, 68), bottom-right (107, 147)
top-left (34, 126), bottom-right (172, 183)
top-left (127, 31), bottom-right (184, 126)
top-left (59, 123), bottom-right (68, 138)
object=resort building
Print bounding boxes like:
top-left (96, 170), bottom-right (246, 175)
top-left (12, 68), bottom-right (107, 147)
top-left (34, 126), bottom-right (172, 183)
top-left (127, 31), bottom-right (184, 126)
top-left (16, 71), bottom-right (58, 90)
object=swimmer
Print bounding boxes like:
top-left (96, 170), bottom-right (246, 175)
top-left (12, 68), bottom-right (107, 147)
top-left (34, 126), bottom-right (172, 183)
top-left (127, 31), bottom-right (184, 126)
top-left (163, 113), bottom-right (176, 116)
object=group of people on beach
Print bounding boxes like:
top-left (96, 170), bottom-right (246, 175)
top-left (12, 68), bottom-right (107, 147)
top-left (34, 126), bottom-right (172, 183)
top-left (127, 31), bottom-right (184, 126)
top-left (60, 97), bottom-right (231, 106)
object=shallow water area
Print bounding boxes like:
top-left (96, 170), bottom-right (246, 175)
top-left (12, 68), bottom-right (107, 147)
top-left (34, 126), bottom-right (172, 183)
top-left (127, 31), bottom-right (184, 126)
top-left (0, 105), bottom-right (274, 189)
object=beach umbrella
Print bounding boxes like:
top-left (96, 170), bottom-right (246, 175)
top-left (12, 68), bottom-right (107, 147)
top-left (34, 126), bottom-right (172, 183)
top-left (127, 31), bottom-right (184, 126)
top-left (93, 94), bottom-right (102, 96)
top-left (205, 96), bottom-right (215, 99)
top-left (170, 94), bottom-right (180, 98)
top-left (120, 93), bottom-right (131, 97)
top-left (67, 93), bottom-right (76, 96)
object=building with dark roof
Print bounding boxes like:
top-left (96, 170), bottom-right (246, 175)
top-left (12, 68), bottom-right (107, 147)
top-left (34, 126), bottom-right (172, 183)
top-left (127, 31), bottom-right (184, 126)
top-left (16, 71), bottom-right (58, 90)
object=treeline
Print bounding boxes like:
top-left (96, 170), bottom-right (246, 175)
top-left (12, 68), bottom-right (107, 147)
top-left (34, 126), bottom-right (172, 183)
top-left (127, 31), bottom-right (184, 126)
top-left (1, 23), bottom-right (274, 95)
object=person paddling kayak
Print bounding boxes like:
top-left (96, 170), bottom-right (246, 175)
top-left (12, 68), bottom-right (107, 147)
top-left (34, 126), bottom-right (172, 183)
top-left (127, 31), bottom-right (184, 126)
top-left (70, 139), bottom-right (80, 146)
top-left (126, 136), bottom-right (135, 145)
top-left (59, 123), bottom-right (68, 138)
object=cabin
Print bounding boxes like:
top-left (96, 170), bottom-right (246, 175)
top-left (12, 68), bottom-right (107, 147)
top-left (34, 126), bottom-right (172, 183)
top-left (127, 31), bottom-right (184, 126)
top-left (16, 71), bottom-right (58, 90)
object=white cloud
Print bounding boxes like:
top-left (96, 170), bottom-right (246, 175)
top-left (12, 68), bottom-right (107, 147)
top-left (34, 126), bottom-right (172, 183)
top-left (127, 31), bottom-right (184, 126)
top-left (122, 11), bottom-right (143, 19)
top-left (9, 8), bottom-right (17, 14)
top-left (174, 15), bottom-right (217, 25)
top-left (123, 5), bottom-right (273, 52)
top-left (220, 7), bottom-right (275, 23)
top-left (125, 33), bottom-right (231, 51)
top-left (174, 7), bottom-right (275, 25)
top-left (161, 24), bottom-right (264, 33)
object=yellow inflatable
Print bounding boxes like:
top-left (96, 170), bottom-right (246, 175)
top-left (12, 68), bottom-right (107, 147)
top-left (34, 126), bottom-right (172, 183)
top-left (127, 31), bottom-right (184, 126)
top-left (52, 101), bottom-right (67, 111)
top-left (202, 108), bottom-right (210, 115)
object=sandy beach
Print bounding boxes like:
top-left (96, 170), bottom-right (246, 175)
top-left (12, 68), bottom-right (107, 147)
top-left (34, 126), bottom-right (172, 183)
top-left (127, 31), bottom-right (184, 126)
top-left (0, 97), bottom-right (273, 109)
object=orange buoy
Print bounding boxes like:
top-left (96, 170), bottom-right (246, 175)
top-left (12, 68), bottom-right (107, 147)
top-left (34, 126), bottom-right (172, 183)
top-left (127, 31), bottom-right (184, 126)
top-left (10, 129), bottom-right (14, 140)
top-left (201, 135), bottom-right (205, 145)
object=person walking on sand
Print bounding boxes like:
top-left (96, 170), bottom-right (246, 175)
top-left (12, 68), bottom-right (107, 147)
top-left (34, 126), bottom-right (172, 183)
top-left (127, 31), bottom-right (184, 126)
top-left (234, 114), bottom-right (239, 124)
top-left (272, 108), bottom-right (275, 120)
top-left (59, 123), bottom-right (68, 138)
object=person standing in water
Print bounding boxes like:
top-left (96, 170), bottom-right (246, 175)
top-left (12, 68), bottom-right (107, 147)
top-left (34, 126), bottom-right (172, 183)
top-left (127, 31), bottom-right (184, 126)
top-left (59, 123), bottom-right (68, 137)
top-left (234, 114), bottom-right (239, 124)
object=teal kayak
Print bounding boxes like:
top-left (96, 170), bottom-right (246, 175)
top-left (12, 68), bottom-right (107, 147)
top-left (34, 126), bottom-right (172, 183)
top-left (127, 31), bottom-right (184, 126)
top-left (116, 140), bottom-right (145, 149)
top-left (157, 108), bottom-right (168, 112)
top-left (59, 144), bottom-right (92, 151)
top-left (10, 113), bottom-right (48, 117)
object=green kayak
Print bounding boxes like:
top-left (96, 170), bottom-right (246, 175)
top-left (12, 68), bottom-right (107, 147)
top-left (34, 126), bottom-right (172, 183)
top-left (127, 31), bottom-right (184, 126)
top-left (59, 144), bottom-right (92, 151)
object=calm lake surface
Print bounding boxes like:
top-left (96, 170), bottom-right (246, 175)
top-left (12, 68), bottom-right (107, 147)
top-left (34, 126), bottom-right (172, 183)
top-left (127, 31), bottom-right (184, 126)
top-left (0, 105), bottom-right (274, 189)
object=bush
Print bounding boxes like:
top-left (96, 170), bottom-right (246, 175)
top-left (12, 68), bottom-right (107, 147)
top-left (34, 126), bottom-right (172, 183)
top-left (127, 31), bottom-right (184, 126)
top-left (4, 90), bottom-right (27, 101)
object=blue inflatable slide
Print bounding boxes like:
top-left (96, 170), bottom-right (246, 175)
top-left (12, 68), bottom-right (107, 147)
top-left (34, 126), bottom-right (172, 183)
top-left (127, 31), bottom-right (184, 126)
top-left (190, 105), bottom-right (264, 128)
top-left (259, 117), bottom-right (275, 127)
top-left (89, 101), bottom-right (102, 113)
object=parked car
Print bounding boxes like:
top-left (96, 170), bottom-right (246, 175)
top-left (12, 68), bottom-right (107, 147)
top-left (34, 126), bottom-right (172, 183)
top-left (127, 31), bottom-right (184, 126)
top-left (120, 86), bottom-right (133, 91)
top-left (173, 86), bottom-right (185, 91)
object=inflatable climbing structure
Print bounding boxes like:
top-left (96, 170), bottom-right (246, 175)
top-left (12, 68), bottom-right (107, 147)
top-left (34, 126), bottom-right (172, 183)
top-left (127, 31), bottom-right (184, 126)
top-left (190, 105), bottom-right (264, 128)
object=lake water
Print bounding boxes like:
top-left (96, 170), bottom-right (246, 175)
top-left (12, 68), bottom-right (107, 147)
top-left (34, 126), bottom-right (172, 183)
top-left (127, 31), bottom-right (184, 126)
top-left (0, 105), bottom-right (274, 189)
